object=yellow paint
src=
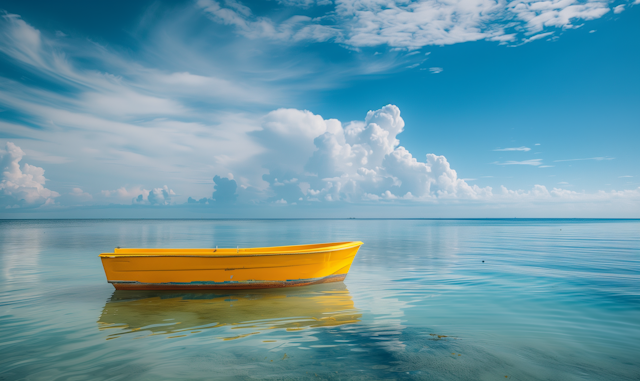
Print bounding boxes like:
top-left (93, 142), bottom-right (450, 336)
top-left (99, 241), bottom-right (363, 289)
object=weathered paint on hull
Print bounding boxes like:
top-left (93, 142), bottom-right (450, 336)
top-left (100, 241), bottom-right (361, 290)
top-left (110, 273), bottom-right (347, 290)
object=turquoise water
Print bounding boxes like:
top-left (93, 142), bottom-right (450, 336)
top-left (0, 219), bottom-right (639, 380)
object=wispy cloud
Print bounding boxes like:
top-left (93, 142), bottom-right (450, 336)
top-left (619, 175), bottom-right (633, 178)
top-left (520, 32), bottom-right (554, 45)
top-left (197, 0), bottom-right (616, 49)
top-left (1, 7), bottom-right (638, 213)
top-left (493, 159), bottom-right (543, 166)
top-left (613, 4), bottom-right (626, 13)
top-left (494, 146), bottom-right (531, 152)
top-left (554, 157), bottom-right (614, 162)
top-left (429, 67), bottom-right (443, 74)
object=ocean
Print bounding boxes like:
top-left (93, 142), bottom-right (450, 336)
top-left (0, 219), bottom-right (639, 380)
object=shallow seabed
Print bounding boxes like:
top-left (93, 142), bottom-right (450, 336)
top-left (1, 219), bottom-right (639, 380)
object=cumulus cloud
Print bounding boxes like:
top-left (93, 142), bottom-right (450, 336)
top-left (69, 188), bottom-right (92, 200)
top-left (223, 104), bottom-right (638, 207)
top-left (1, 11), bottom-right (636, 215)
top-left (186, 175), bottom-right (242, 205)
top-left (178, 104), bottom-right (635, 207)
top-left (249, 105), bottom-right (491, 203)
top-left (102, 186), bottom-right (148, 201)
top-left (101, 185), bottom-right (175, 205)
top-left (212, 175), bottom-right (238, 203)
top-left (147, 185), bottom-right (176, 205)
top-left (0, 142), bottom-right (59, 207)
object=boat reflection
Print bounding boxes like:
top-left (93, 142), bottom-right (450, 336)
top-left (98, 282), bottom-right (360, 340)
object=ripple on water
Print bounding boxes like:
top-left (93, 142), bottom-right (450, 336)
top-left (0, 219), bottom-right (639, 380)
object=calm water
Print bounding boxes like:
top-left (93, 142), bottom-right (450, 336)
top-left (0, 219), bottom-right (639, 380)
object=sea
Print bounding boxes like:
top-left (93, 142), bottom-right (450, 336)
top-left (0, 219), bottom-right (638, 380)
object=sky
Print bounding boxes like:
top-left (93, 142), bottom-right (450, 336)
top-left (0, 0), bottom-right (638, 218)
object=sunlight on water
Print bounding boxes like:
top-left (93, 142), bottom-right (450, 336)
top-left (1, 219), bottom-right (639, 380)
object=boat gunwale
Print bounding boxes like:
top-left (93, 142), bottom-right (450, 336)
top-left (99, 241), bottom-right (363, 258)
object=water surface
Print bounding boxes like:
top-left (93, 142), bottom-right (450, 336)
top-left (1, 219), bottom-right (639, 380)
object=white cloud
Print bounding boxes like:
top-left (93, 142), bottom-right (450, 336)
top-left (0, 13), bottom-right (275, 203)
top-left (81, 90), bottom-right (184, 117)
top-left (101, 185), bottom-right (175, 205)
top-left (0, 142), bottom-right (60, 206)
top-left (0, 14), bottom-right (42, 67)
top-left (496, 184), bottom-right (640, 203)
top-left (277, 0), bottom-right (333, 7)
top-left (508, 0), bottom-right (609, 34)
top-left (253, 104), bottom-right (492, 202)
top-left (522, 32), bottom-right (554, 43)
top-left (613, 4), bottom-right (626, 13)
top-left (148, 185), bottom-right (176, 205)
top-left (619, 175), bottom-right (633, 178)
top-left (69, 188), bottom-right (92, 200)
top-left (0, 14), bottom-right (637, 212)
top-left (429, 67), bottom-right (443, 74)
top-left (198, 0), bottom-right (619, 48)
top-left (362, 193), bottom-right (380, 201)
top-left (494, 159), bottom-right (543, 166)
top-left (197, 0), bottom-right (341, 43)
top-left (102, 186), bottom-right (149, 202)
top-left (494, 146), bottom-right (531, 151)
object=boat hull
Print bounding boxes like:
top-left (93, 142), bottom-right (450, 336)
top-left (100, 242), bottom-right (362, 290)
top-left (108, 273), bottom-right (348, 290)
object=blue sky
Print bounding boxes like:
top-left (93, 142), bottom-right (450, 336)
top-left (0, 0), bottom-right (638, 217)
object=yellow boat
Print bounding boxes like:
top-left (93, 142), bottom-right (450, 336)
top-left (99, 241), bottom-right (363, 290)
